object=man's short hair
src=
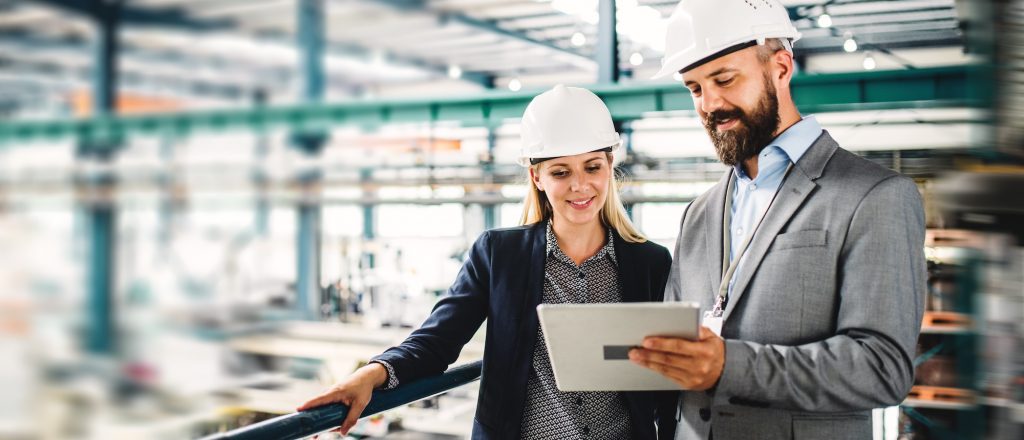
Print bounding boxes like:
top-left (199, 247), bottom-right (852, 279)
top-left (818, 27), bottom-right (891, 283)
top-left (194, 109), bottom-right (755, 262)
top-left (756, 38), bottom-right (789, 63)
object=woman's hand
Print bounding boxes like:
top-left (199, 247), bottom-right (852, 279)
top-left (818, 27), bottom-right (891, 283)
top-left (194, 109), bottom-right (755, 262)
top-left (296, 362), bottom-right (388, 436)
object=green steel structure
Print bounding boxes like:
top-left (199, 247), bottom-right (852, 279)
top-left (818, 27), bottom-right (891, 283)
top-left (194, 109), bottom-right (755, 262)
top-left (0, 66), bottom-right (979, 149)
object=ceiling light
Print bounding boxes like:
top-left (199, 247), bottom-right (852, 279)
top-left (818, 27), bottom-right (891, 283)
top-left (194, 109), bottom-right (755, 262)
top-left (448, 65), bottom-right (462, 79)
top-left (629, 52), bottom-right (644, 66)
top-left (816, 13), bottom-right (832, 28)
top-left (843, 38), bottom-right (858, 53)
top-left (508, 78), bottom-right (522, 92)
top-left (571, 32), bottom-right (586, 47)
top-left (863, 53), bottom-right (876, 70)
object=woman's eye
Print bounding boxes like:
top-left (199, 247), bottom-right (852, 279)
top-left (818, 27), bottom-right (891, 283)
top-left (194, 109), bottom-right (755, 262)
top-left (586, 166), bottom-right (602, 173)
top-left (551, 171), bottom-right (568, 178)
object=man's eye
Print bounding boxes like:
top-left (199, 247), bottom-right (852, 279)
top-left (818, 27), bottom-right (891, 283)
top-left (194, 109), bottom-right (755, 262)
top-left (717, 77), bottom-right (734, 86)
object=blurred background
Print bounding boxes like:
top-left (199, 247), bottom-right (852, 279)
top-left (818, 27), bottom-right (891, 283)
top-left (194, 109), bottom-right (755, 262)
top-left (0, 0), bottom-right (1020, 439)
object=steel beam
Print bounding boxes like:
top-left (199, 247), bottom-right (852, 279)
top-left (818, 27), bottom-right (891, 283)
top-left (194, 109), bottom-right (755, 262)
top-left (294, 0), bottom-right (326, 320)
top-left (597, 0), bottom-right (619, 84)
top-left (81, 0), bottom-right (122, 356)
top-left (372, 0), bottom-right (593, 69)
top-left (0, 66), bottom-right (980, 146)
top-left (28, 0), bottom-right (491, 89)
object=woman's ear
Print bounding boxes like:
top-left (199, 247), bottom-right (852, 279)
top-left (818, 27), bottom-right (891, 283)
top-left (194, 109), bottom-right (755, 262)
top-left (529, 167), bottom-right (544, 192)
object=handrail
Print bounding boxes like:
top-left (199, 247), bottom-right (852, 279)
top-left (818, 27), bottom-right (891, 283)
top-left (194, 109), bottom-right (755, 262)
top-left (199, 360), bottom-right (483, 440)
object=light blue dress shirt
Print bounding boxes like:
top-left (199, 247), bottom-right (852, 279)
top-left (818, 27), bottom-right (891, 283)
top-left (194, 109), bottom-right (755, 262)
top-left (725, 116), bottom-right (823, 298)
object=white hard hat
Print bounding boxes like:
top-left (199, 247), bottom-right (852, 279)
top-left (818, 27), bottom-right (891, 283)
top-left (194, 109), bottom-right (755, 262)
top-left (519, 84), bottom-right (622, 167)
top-left (653, 0), bottom-right (801, 79)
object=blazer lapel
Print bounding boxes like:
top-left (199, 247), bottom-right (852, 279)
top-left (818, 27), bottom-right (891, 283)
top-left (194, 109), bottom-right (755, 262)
top-left (613, 231), bottom-right (645, 303)
top-left (524, 222), bottom-right (548, 321)
top-left (721, 132), bottom-right (838, 322)
top-left (704, 170), bottom-right (731, 300)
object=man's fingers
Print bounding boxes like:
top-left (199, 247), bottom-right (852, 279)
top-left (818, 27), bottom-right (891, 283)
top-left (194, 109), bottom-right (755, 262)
top-left (631, 348), bottom-right (700, 372)
top-left (631, 355), bottom-right (694, 387)
top-left (698, 326), bottom-right (718, 340)
top-left (642, 336), bottom-right (698, 354)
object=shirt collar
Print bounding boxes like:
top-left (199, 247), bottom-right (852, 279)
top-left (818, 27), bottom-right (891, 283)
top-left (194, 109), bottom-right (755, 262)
top-left (545, 219), bottom-right (617, 265)
top-left (732, 115), bottom-right (822, 179)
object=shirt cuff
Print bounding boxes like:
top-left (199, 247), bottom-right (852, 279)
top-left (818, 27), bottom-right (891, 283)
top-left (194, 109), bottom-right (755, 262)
top-left (369, 360), bottom-right (400, 390)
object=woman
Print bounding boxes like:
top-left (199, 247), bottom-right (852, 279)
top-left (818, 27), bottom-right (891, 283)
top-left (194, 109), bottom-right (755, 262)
top-left (298, 85), bottom-right (675, 439)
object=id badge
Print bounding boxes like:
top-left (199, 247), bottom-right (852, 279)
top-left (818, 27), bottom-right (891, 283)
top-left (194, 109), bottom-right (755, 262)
top-left (702, 311), bottom-right (723, 337)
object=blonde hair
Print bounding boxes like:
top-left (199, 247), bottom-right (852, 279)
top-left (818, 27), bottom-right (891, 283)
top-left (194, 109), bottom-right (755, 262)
top-left (519, 152), bottom-right (647, 243)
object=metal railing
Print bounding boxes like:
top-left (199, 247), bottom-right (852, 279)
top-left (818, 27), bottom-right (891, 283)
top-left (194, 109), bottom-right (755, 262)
top-left (199, 360), bottom-right (483, 440)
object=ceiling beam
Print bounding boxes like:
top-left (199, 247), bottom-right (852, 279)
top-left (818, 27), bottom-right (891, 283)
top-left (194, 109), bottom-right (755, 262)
top-left (370, 0), bottom-right (595, 69)
top-left (26, 0), bottom-right (494, 88)
top-left (0, 66), bottom-right (981, 146)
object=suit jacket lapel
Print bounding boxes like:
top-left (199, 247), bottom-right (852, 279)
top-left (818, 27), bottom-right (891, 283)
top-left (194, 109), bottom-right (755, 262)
top-left (704, 170), bottom-right (731, 301)
top-left (721, 131), bottom-right (838, 322)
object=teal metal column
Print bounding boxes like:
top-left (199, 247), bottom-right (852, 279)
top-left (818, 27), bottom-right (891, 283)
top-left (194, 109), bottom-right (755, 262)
top-left (253, 90), bottom-right (270, 236)
top-left (360, 168), bottom-right (375, 269)
top-left (597, 0), bottom-right (619, 84)
top-left (618, 120), bottom-right (635, 220)
top-left (293, 0), bottom-right (327, 319)
top-left (83, 0), bottom-right (122, 355)
top-left (482, 128), bottom-right (497, 230)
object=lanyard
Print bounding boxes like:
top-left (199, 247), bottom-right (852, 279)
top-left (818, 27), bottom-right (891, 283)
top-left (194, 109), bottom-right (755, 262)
top-left (712, 163), bottom-right (794, 317)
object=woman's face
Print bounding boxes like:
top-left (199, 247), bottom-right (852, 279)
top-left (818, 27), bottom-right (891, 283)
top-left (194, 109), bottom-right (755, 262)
top-left (530, 151), bottom-right (612, 228)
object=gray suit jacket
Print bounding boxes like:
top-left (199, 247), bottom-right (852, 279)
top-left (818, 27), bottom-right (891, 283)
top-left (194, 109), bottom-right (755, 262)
top-left (666, 131), bottom-right (926, 440)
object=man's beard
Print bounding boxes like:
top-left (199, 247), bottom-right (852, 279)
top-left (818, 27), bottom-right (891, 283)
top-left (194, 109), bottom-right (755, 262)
top-left (702, 75), bottom-right (781, 167)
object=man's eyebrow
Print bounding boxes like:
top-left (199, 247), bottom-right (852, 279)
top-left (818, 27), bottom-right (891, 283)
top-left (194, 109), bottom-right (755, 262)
top-left (684, 67), bottom-right (738, 86)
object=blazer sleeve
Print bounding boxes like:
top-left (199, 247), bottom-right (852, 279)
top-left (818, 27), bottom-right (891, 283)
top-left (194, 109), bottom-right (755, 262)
top-left (370, 231), bottom-right (493, 384)
top-left (664, 202), bottom-right (692, 303)
top-left (711, 175), bottom-right (926, 411)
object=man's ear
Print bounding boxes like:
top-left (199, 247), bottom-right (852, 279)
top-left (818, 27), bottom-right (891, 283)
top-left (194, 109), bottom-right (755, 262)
top-left (772, 48), bottom-right (795, 85)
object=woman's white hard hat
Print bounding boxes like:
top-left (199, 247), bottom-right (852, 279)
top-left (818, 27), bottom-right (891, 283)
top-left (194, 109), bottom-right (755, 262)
top-left (519, 84), bottom-right (622, 167)
top-left (653, 0), bottom-right (801, 80)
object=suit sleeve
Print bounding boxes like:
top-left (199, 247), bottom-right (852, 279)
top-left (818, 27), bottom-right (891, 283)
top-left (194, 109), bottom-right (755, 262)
top-left (711, 175), bottom-right (926, 411)
top-left (663, 203), bottom-right (693, 303)
top-left (370, 231), bottom-right (492, 385)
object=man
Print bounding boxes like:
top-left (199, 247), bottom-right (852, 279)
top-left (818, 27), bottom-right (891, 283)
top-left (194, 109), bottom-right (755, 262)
top-left (628, 1), bottom-right (926, 439)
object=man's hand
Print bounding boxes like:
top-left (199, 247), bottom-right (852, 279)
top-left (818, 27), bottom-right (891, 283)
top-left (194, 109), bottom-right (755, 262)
top-left (629, 326), bottom-right (725, 391)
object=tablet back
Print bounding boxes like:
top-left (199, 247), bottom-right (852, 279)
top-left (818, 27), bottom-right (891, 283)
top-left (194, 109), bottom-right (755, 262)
top-left (536, 302), bottom-right (700, 391)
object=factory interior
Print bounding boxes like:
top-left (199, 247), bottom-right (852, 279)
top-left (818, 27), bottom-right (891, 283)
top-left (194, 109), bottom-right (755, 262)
top-left (0, 0), bottom-right (1021, 439)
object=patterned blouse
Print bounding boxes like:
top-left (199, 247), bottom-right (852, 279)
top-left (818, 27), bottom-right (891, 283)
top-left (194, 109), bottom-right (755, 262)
top-left (519, 220), bottom-right (632, 439)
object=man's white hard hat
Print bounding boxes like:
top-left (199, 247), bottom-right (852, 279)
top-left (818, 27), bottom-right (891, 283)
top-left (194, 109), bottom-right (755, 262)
top-left (519, 84), bottom-right (622, 167)
top-left (653, 0), bottom-right (801, 80)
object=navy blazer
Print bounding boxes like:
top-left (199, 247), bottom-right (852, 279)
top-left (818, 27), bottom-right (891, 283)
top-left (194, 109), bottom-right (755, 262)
top-left (373, 222), bottom-right (677, 439)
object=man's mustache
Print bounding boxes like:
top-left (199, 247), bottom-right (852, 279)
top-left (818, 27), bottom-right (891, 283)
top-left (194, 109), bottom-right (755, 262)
top-left (704, 108), bottom-right (746, 128)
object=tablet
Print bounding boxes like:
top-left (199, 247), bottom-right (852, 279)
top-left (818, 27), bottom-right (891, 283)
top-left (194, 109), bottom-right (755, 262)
top-left (536, 302), bottom-right (701, 391)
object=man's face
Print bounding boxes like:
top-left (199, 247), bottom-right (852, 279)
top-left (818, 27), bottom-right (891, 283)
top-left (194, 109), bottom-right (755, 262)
top-left (681, 47), bottom-right (781, 167)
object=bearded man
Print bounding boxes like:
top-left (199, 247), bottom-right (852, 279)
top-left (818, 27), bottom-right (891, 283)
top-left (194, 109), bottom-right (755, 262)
top-left (627, 1), bottom-right (927, 439)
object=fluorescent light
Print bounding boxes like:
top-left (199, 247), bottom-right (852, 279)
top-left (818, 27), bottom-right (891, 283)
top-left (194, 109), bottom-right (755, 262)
top-left (629, 52), bottom-right (644, 66)
top-left (843, 38), bottom-right (858, 53)
top-left (571, 32), bottom-right (587, 47)
top-left (817, 14), bottom-right (832, 28)
top-left (448, 65), bottom-right (462, 79)
top-left (863, 53), bottom-right (876, 70)
top-left (508, 78), bottom-right (522, 91)
top-left (672, 72), bottom-right (683, 82)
